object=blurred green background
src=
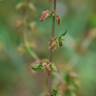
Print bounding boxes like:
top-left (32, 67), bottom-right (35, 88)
top-left (0, 0), bottom-right (96, 96)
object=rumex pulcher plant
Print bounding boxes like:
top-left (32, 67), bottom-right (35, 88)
top-left (16, 0), bottom-right (79, 96)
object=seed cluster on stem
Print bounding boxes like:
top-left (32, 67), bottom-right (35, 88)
top-left (16, 0), bottom-right (79, 96)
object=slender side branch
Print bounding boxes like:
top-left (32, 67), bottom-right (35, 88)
top-left (23, 32), bottom-right (39, 60)
top-left (23, 5), bottom-right (39, 61)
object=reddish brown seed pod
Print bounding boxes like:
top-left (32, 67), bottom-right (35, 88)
top-left (40, 10), bottom-right (50, 21)
top-left (41, 59), bottom-right (52, 73)
top-left (56, 16), bottom-right (61, 25)
top-left (49, 37), bottom-right (58, 52)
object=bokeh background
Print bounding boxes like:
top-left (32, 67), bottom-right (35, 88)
top-left (0, 0), bottom-right (96, 96)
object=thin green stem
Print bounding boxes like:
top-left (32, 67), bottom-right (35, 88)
top-left (47, 0), bottom-right (57, 96)
top-left (49, 0), bottom-right (56, 62)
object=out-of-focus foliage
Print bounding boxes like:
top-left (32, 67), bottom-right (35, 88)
top-left (0, 0), bottom-right (96, 96)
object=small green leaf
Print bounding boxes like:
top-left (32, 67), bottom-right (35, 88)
top-left (58, 40), bottom-right (63, 47)
top-left (62, 30), bottom-right (67, 37)
top-left (58, 31), bottom-right (67, 40)
top-left (58, 31), bottom-right (67, 47)
top-left (64, 73), bottom-right (71, 84)
top-left (32, 64), bottom-right (44, 72)
top-left (51, 63), bottom-right (57, 72)
top-left (51, 89), bottom-right (58, 96)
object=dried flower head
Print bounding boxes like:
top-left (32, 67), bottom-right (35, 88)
top-left (40, 10), bottom-right (51, 21)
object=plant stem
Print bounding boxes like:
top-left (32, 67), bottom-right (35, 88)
top-left (49, 0), bottom-right (56, 62)
top-left (47, 0), bottom-right (57, 95)
top-left (52, 0), bottom-right (56, 36)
